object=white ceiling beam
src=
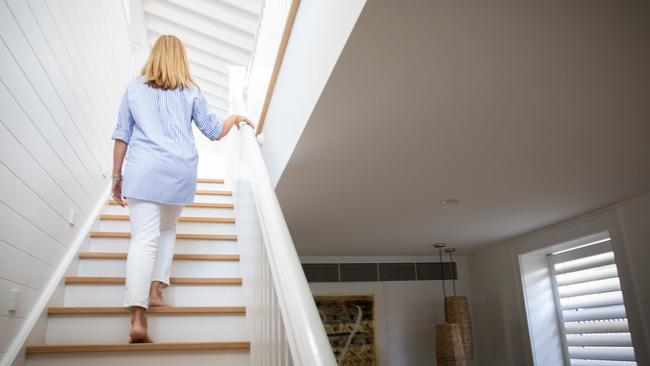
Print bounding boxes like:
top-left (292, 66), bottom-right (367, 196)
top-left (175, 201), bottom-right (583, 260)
top-left (195, 77), bottom-right (228, 100)
top-left (204, 89), bottom-right (228, 105)
top-left (146, 17), bottom-right (250, 65)
top-left (161, 0), bottom-right (258, 33)
top-left (190, 62), bottom-right (228, 86)
top-left (143, 1), bottom-right (255, 51)
top-left (185, 46), bottom-right (232, 74)
top-left (218, 0), bottom-right (262, 16)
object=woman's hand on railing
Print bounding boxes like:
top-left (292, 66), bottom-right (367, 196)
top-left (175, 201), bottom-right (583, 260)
top-left (217, 115), bottom-right (255, 140)
top-left (233, 114), bottom-right (255, 129)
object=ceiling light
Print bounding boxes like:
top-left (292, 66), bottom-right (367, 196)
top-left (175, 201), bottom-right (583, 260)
top-left (441, 199), bottom-right (460, 205)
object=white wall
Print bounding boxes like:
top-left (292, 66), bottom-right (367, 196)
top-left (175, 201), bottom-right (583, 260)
top-left (245, 0), bottom-right (292, 124)
top-left (0, 0), bottom-right (131, 361)
top-left (616, 192), bottom-right (650, 363)
top-left (303, 256), bottom-right (476, 366)
top-left (468, 192), bottom-right (650, 366)
top-left (249, 0), bottom-right (366, 187)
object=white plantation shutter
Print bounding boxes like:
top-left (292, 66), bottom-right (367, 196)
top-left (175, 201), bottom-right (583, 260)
top-left (550, 239), bottom-right (637, 366)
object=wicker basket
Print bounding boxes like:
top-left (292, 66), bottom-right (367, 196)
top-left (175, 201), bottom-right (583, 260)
top-left (435, 323), bottom-right (466, 366)
top-left (445, 296), bottom-right (473, 360)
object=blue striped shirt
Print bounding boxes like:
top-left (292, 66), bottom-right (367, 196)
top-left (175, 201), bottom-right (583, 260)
top-left (111, 76), bottom-right (223, 205)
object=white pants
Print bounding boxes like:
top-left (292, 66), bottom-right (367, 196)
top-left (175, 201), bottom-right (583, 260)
top-left (124, 198), bottom-right (183, 308)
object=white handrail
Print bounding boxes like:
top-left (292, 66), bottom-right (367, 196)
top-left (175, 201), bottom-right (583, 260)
top-left (227, 65), bottom-right (336, 365)
top-left (239, 124), bottom-right (337, 365)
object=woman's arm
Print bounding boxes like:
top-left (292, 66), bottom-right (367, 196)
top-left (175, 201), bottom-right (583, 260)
top-left (193, 92), bottom-right (254, 140)
top-left (112, 140), bottom-right (128, 207)
top-left (216, 114), bottom-right (255, 140)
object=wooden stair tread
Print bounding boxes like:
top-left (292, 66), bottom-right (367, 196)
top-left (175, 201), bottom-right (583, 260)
top-left (78, 252), bottom-right (239, 261)
top-left (90, 232), bottom-right (237, 241)
top-left (197, 178), bottom-right (225, 184)
top-left (107, 200), bottom-right (234, 209)
top-left (100, 214), bottom-right (235, 223)
top-left (48, 306), bottom-right (246, 315)
top-left (196, 189), bottom-right (232, 196)
top-left (65, 276), bottom-right (242, 285)
top-left (26, 341), bottom-right (250, 354)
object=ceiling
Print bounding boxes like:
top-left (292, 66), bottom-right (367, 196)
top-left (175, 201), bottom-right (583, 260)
top-left (275, 0), bottom-right (650, 255)
top-left (141, 0), bottom-right (262, 118)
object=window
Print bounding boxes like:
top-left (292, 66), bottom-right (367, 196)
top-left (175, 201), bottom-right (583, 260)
top-left (549, 238), bottom-right (637, 365)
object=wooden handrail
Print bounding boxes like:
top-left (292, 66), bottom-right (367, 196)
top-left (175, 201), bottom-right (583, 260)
top-left (255, 0), bottom-right (300, 135)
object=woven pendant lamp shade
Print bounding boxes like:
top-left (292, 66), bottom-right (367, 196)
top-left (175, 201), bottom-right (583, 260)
top-left (445, 296), bottom-right (473, 360)
top-left (435, 323), bottom-right (466, 366)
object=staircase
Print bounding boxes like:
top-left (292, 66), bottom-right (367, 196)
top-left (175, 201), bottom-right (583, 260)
top-left (24, 178), bottom-right (250, 366)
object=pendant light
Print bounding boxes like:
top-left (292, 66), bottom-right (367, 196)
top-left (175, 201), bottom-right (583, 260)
top-left (436, 323), bottom-right (466, 366)
top-left (433, 243), bottom-right (466, 366)
top-left (444, 248), bottom-right (474, 360)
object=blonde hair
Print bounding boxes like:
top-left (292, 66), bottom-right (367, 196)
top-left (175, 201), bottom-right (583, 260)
top-left (141, 35), bottom-right (197, 90)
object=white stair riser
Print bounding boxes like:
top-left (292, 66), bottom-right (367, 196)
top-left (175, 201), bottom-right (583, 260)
top-left (196, 182), bottom-right (226, 191)
top-left (97, 220), bottom-right (235, 235)
top-left (26, 350), bottom-right (249, 366)
top-left (193, 194), bottom-right (233, 204)
top-left (77, 259), bottom-right (240, 277)
top-left (46, 314), bottom-right (246, 344)
top-left (89, 238), bottom-right (239, 254)
top-left (102, 205), bottom-right (235, 218)
top-left (64, 285), bottom-right (244, 307)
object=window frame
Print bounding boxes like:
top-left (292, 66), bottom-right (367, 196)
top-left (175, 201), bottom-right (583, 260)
top-left (510, 209), bottom-right (648, 366)
top-left (546, 237), bottom-right (631, 365)
top-left (548, 252), bottom-right (572, 365)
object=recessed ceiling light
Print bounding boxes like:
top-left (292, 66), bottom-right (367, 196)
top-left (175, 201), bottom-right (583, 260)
top-left (441, 199), bottom-right (460, 205)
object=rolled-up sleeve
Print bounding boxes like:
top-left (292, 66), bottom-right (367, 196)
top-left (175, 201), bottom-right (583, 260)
top-left (111, 90), bottom-right (135, 143)
top-left (192, 92), bottom-right (224, 141)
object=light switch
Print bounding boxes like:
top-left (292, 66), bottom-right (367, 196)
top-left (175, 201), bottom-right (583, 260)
top-left (68, 208), bottom-right (75, 225)
top-left (8, 288), bottom-right (19, 312)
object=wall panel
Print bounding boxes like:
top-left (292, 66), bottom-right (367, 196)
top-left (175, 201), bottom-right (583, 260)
top-left (0, 0), bottom-right (132, 355)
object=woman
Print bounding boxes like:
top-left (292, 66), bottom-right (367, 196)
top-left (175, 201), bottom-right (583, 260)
top-left (111, 35), bottom-right (252, 343)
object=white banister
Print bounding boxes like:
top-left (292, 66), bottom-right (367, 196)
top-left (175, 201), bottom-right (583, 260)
top-left (228, 66), bottom-right (337, 365)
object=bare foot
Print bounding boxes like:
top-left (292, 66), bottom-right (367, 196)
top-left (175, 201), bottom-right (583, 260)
top-left (129, 327), bottom-right (153, 343)
top-left (148, 281), bottom-right (168, 307)
top-left (148, 297), bottom-right (167, 307)
top-left (129, 306), bottom-right (153, 343)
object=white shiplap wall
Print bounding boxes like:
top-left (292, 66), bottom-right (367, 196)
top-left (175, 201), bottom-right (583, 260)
top-left (0, 0), bottom-right (132, 357)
